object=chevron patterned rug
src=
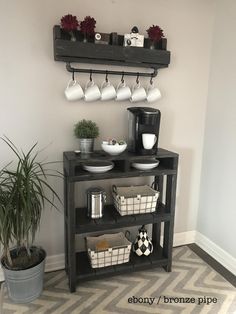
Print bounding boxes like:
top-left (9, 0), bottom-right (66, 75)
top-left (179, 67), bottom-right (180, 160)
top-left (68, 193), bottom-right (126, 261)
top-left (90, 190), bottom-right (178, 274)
top-left (1, 246), bottom-right (236, 314)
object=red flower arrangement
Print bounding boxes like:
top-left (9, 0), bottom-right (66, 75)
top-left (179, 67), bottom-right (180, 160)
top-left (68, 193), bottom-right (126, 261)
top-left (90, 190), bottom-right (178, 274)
top-left (80, 16), bottom-right (96, 36)
top-left (60, 14), bottom-right (79, 32)
top-left (146, 25), bottom-right (164, 43)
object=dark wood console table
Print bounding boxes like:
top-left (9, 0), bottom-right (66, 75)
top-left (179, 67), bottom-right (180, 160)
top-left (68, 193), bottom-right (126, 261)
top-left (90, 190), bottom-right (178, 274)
top-left (63, 148), bottom-right (178, 292)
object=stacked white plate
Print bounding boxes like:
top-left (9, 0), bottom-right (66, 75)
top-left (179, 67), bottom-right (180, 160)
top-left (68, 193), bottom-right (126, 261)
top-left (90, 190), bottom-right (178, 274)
top-left (132, 158), bottom-right (160, 171)
top-left (83, 160), bottom-right (114, 173)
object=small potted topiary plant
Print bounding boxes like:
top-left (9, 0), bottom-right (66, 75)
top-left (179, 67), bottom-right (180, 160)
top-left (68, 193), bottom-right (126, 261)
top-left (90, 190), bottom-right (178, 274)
top-left (74, 119), bottom-right (99, 153)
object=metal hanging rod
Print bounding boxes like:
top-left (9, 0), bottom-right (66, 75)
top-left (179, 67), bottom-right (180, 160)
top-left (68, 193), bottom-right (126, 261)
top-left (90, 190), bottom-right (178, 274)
top-left (66, 63), bottom-right (158, 78)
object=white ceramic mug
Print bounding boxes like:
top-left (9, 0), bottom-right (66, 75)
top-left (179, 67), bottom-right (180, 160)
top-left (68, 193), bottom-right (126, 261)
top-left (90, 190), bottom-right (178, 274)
top-left (142, 133), bottom-right (157, 149)
top-left (146, 83), bottom-right (161, 103)
top-left (64, 79), bottom-right (84, 101)
top-left (84, 80), bottom-right (101, 102)
top-left (116, 81), bottom-right (132, 101)
top-left (130, 82), bottom-right (147, 103)
top-left (100, 80), bottom-right (116, 101)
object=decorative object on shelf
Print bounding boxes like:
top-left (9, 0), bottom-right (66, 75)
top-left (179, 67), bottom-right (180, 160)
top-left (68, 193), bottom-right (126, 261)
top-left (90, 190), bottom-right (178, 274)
top-left (100, 72), bottom-right (116, 101)
top-left (146, 25), bottom-right (164, 49)
top-left (146, 75), bottom-right (161, 103)
top-left (80, 16), bottom-right (96, 42)
top-left (60, 14), bottom-right (79, 42)
top-left (124, 26), bottom-right (144, 47)
top-left (101, 140), bottom-right (127, 156)
top-left (0, 137), bottom-right (61, 303)
top-left (112, 184), bottom-right (159, 216)
top-left (94, 32), bottom-right (110, 45)
top-left (74, 119), bottom-right (99, 153)
top-left (86, 232), bottom-right (131, 268)
top-left (133, 225), bottom-right (153, 256)
top-left (82, 160), bottom-right (114, 173)
top-left (110, 32), bottom-right (118, 45)
top-left (131, 158), bottom-right (160, 170)
top-left (86, 187), bottom-right (106, 218)
top-left (64, 71), bottom-right (84, 101)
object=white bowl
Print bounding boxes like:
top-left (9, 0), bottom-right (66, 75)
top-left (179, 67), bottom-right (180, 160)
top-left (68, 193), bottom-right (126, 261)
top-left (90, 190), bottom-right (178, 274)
top-left (101, 142), bottom-right (127, 156)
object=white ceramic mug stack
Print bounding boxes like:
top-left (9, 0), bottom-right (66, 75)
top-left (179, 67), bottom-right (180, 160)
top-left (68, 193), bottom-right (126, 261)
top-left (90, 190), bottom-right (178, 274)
top-left (64, 72), bottom-right (162, 103)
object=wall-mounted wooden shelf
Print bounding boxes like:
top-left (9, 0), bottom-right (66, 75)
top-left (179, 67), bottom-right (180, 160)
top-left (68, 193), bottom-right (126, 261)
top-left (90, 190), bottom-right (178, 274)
top-left (53, 25), bottom-right (171, 69)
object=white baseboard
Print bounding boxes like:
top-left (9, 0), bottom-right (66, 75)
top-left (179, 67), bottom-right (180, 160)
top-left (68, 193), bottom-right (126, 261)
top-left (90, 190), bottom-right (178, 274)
top-left (195, 231), bottom-right (236, 276)
top-left (0, 230), bottom-right (235, 281)
top-left (173, 230), bottom-right (196, 246)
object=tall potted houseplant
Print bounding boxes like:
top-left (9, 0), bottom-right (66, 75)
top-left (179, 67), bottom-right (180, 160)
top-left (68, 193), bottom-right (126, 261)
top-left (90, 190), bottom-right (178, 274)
top-left (74, 119), bottom-right (99, 153)
top-left (0, 137), bottom-right (61, 303)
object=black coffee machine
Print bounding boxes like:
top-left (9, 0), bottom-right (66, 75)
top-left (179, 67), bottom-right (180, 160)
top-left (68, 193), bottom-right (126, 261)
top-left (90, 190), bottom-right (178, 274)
top-left (127, 107), bottom-right (161, 155)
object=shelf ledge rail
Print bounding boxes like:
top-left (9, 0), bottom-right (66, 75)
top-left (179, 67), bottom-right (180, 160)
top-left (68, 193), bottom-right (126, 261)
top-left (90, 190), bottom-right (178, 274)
top-left (66, 62), bottom-right (158, 78)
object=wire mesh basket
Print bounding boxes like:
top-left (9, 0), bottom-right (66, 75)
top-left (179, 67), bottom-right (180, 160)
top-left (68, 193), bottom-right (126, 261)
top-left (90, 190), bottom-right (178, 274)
top-left (86, 232), bottom-right (131, 268)
top-left (112, 184), bottom-right (159, 216)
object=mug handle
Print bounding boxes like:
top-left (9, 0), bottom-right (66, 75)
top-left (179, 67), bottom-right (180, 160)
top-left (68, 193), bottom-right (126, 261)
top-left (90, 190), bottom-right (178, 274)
top-left (132, 81), bottom-right (141, 92)
top-left (67, 79), bottom-right (77, 89)
top-left (116, 80), bottom-right (126, 91)
top-left (101, 80), bottom-right (110, 89)
top-left (85, 80), bottom-right (94, 90)
top-left (154, 135), bottom-right (157, 144)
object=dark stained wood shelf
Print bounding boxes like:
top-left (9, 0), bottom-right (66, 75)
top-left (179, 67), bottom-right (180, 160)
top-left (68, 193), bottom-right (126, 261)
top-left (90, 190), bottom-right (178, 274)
top-left (53, 25), bottom-right (170, 69)
top-left (76, 245), bottom-right (167, 282)
top-left (74, 203), bottom-right (171, 234)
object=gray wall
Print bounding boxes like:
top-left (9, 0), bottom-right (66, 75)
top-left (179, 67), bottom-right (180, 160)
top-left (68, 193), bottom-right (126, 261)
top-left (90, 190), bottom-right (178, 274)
top-left (197, 0), bottom-right (236, 258)
top-left (0, 0), bottom-right (215, 258)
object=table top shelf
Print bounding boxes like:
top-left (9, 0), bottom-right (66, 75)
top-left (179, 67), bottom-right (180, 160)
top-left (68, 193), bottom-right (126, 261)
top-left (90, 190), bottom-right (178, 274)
top-left (63, 148), bottom-right (178, 181)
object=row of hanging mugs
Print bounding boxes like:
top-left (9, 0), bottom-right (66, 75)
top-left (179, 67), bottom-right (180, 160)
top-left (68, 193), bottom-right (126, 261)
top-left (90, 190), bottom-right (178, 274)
top-left (65, 72), bottom-right (161, 103)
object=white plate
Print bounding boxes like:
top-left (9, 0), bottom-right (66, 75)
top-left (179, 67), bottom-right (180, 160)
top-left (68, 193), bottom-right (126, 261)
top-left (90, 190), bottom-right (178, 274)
top-left (132, 162), bottom-right (159, 171)
top-left (83, 164), bottom-right (114, 173)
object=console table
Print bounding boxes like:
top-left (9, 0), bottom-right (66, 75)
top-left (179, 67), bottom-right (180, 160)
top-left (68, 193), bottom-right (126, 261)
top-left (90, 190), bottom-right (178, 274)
top-left (63, 148), bottom-right (178, 292)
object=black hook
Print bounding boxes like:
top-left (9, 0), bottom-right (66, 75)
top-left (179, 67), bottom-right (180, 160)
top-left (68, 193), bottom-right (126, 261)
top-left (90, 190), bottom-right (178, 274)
top-left (121, 72), bottom-right (125, 83)
top-left (90, 69), bottom-right (93, 81)
top-left (72, 70), bottom-right (75, 81)
top-left (105, 70), bottom-right (108, 83)
top-left (136, 72), bottom-right (140, 84)
top-left (150, 73), bottom-right (154, 85)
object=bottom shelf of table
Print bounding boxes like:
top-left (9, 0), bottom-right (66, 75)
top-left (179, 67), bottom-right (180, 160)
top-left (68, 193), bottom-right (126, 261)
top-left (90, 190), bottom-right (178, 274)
top-left (75, 244), bottom-right (167, 282)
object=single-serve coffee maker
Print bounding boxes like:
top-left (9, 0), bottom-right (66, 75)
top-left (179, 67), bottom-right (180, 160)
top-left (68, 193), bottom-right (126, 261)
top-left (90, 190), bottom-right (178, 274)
top-left (127, 107), bottom-right (161, 155)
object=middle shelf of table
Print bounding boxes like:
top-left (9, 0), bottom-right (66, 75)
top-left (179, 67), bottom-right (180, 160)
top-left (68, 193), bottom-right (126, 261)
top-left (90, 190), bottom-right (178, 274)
top-left (66, 203), bottom-right (171, 234)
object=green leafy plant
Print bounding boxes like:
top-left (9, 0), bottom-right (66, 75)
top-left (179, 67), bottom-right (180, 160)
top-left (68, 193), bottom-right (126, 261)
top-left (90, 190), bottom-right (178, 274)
top-left (74, 119), bottom-right (99, 139)
top-left (0, 137), bottom-right (61, 269)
